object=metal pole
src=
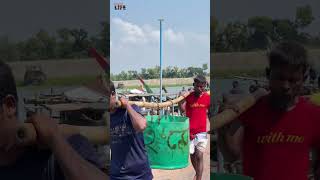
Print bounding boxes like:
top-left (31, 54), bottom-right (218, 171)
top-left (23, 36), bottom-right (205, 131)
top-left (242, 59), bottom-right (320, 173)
top-left (159, 19), bottom-right (164, 114)
top-left (159, 19), bottom-right (163, 103)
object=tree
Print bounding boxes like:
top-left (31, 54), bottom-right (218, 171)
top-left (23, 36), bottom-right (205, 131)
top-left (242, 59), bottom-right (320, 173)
top-left (99, 21), bottom-right (109, 57)
top-left (295, 5), bottom-right (314, 29)
top-left (70, 28), bottom-right (90, 58)
top-left (0, 36), bottom-right (20, 62)
top-left (127, 70), bottom-right (138, 80)
top-left (211, 18), bottom-right (219, 51)
top-left (140, 68), bottom-right (149, 79)
top-left (35, 29), bottom-right (57, 59)
top-left (248, 16), bottom-right (273, 49)
top-left (21, 37), bottom-right (42, 60)
top-left (187, 67), bottom-right (204, 77)
top-left (202, 63), bottom-right (208, 75)
top-left (222, 21), bottom-right (249, 51)
top-left (272, 19), bottom-right (299, 42)
top-left (57, 28), bottom-right (73, 58)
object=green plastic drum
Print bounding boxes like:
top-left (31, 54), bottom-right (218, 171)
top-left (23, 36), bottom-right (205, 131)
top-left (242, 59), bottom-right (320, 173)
top-left (210, 173), bottom-right (253, 180)
top-left (143, 115), bottom-right (189, 169)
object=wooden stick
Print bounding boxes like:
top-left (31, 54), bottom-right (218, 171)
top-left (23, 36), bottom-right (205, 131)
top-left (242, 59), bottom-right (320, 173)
top-left (16, 124), bottom-right (108, 146)
top-left (210, 89), bottom-right (268, 130)
top-left (116, 91), bottom-right (192, 109)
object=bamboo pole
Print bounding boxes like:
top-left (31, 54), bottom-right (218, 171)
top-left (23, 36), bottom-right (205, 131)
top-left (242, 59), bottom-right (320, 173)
top-left (16, 124), bottom-right (108, 146)
top-left (16, 90), bottom-right (213, 146)
top-left (116, 91), bottom-right (210, 109)
top-left (116, 91), bottom-right (192, 109)
top-left (210, 89), bottom-right (268, 130)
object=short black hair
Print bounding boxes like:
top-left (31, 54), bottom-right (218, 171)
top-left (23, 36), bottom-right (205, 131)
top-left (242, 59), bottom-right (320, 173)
top-left (268, 41), bottom-right (309, 74)
top-left (0, 61), bottom-right (18, 102)
top-left (194, 75), bottom-right (207, 84)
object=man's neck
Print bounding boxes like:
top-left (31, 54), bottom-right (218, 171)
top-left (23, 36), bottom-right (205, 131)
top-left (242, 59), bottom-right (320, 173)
top-left (195, 92), bottom-right (204, 97)
top-left (268, 95), bottom-right (299, 112)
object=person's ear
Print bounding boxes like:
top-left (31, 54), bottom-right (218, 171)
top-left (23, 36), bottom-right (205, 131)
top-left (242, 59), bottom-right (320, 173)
top-left (2, 95), bottom-right (17, 118)
top-left (265, 67), bottom-right (271, 80)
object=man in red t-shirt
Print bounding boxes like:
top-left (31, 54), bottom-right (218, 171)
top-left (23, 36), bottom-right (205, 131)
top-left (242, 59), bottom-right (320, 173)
top-left (180, 75), bottom-right (210, 180)
top-left (222, 41), bottom-right (320, 180)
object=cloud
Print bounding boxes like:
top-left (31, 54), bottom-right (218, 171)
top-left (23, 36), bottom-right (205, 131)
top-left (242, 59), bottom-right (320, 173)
top-left (112, 18), bottom-right (147, 44)
top-left (165, 29), bottom-right (184, 44)
top-left (111, 17), bottom-right (185, 45)
top-left (111, 17), bottom-right (209, 74)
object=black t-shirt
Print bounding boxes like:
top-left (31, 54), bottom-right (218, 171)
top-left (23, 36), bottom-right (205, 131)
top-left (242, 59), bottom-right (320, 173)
top-left (0, 134), bottom-right (103, 180)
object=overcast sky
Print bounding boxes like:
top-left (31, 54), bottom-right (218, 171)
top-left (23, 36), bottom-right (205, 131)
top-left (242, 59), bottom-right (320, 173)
top-left (0, 0), bottom-right (109, 41)
top-left (212, 0), bottom-right (319, 35)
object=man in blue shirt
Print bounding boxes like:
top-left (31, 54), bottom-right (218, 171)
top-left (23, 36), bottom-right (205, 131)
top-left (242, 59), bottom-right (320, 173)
top-left (109, 81), bottom-right (153, 180)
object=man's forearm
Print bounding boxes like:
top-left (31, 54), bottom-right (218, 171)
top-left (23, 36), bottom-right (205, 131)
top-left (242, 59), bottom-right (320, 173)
top-left (179, 101), bottom-right (186, 113)
top-left (51, 134), bottom-right (107, 180)
top-left (126, 105), bottom-right (146, 132)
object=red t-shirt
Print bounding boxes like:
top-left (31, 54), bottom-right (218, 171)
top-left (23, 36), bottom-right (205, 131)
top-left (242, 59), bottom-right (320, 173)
top-left (239, 96), bottom-right (320, 180)
top-left (185, 92), bottom-right (210, 139)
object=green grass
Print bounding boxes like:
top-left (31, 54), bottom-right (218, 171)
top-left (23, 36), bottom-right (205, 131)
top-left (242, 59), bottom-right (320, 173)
top-left (17, 75), bottom-right (99, 90)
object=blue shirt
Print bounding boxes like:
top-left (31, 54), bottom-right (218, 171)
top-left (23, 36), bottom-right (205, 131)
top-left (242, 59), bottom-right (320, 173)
top-left (110, 105), bottom-right (152, 180)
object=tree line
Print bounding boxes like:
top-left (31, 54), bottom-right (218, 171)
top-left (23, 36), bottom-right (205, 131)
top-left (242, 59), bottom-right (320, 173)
top-left (0, 22), bottom-right (109, 62)
top-left (211, 5), bottom-right (320, 52)
top-left (111, 64), bottom-right (208, 81)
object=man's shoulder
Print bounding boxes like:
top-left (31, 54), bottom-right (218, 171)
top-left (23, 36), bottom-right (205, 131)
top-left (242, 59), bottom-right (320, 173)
top-left (185, 92), bottom-right (194, 100)
top-left (203, 91), bottom-right (210, 97)
top-left (239, 95), bottom-right (268, 119)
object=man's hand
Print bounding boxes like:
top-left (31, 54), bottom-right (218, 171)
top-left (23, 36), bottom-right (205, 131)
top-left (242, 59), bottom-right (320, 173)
top-left (27, 114), bottom-right (61, 148)
top-left (119, 96), bottom-right (129, 108)
top-left (221, 104), bottom-right (241, 114)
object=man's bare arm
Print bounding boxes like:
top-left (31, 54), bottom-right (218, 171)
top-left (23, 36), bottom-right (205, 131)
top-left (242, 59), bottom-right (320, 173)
top-left (29, 115), bottom-right (108, 180)
top-left (51, 134), bottom-right (108, 180)
top-left (179, 101), bottom-right (186, 113)
top-left (126, 104), bottom-right (147, 132)
top-left (120, 97), bottom-right (146, 132)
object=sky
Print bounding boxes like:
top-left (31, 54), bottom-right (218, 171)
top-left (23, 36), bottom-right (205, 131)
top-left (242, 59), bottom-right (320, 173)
top-left (212, 0), bottom-right (320, 35)
top-left (0, 0), bottom-right (108, 41)
top-left (110, 0), bottom-right (210, 74)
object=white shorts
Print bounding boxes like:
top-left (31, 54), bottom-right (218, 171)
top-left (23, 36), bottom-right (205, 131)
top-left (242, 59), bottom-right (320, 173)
top-left (190, 132), bottom-right (208, 154)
